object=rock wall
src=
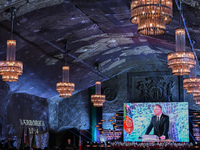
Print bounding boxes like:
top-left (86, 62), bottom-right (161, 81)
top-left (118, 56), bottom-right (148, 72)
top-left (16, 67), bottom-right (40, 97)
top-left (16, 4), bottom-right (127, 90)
top-left (0, 80), bottom-right (49, 148)
top-left (56, 65), bottom-right (199, 131)
top-left (0, 64), bottom-right (198, 147)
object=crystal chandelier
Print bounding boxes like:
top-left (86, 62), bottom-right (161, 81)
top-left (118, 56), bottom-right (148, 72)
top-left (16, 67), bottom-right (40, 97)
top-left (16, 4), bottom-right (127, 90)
top-left (183, 78), bottom-right (200, 94)
top-left (183, 66), bottom-right (200, 95)
top-left (0, 9), bottom-right (23, 82)
top-left (197, 100), bottom-right (200, 105)
top-left (193, 93), bottom-right (200, 101)
top-left (130, 0), bottom-right (173, 35)
top-left (91, 81), bottom-right (105, 107)
top-left (56, 66), bottom-right (75, 98)
top-left (168, 29), bottom-right (195, 75)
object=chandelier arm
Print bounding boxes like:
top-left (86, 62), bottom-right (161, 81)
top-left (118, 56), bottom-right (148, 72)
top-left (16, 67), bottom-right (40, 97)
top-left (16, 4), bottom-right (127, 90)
top-left (174, 0), bottom-right (199, 67)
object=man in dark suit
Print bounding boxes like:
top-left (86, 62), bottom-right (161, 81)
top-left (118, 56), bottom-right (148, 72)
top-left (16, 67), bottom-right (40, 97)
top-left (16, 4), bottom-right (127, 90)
top-left (145, 104), bottom-right (169, 140)
top-left (65, 139), bottom-right (74, 150)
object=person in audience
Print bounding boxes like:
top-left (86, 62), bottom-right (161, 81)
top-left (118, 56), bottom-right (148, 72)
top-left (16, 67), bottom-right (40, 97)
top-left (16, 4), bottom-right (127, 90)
top-left (145, 104), bottom-right (169, 140)
top-left (4, 138), bottom-right (14, 149)
top-left (65, 139), bottom-right (73, 150)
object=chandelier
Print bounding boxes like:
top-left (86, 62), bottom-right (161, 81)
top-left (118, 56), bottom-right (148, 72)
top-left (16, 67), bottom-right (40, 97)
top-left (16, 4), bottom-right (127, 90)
top-left (183, 78), bottom-right (200, 94)
top-left (193, 93), bottom-right (200, 101)
top-left (91, 81), bottom-right (105, 107)
top-left (0, 9), bottom-right (23, 82)
top-left (183, 65), bottom-right (200, 95)
top-left (56, 66), bottom-right (75, 98)
top-left (168, 29), bottom-right (195, 75)
top-left (197, 100), bottom-right (200, 105)
top-left (130, 0), bottom-right (173, 35)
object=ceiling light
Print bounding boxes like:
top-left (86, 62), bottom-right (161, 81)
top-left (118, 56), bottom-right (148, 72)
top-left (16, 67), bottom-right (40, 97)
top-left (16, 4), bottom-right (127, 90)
top-left (57, 66), bottom-right (75, 98)
top-left (197, 101), bottom-right (200, 105)
top-left (193, 93), bottom-right (200, 101)
top-left (168, 29), bottom-right (195, 75)
top-left (91, 81), bottom-right (105, 107)
top-left (0, 8), bottom-right (23, 82)
top-left (183, 77), bottom-right (200, 94)
top-left (130, 0), bottom-right (173, 35)
top-left (183, 66), bottom-right (200, 97)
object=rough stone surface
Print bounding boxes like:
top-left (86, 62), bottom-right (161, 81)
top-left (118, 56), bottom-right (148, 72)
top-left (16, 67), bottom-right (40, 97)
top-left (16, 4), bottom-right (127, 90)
top-left (58, 89), bottom-right (90, 131)
top-left (57, 65), bottom-right (198, 133)
top-left (0, 1), bottom-right (198, 100)
top-left (0, 91), bottom-right (49, 147)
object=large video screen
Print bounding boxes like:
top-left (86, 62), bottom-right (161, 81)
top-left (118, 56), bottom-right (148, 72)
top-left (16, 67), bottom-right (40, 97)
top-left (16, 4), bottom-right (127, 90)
top-left (123, 102), bottom-right (189, 142)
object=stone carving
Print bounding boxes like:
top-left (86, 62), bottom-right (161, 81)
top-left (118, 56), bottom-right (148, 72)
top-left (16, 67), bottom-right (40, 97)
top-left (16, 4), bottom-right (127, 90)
top-left (103, 87), bottom-right (117, 101)
top-left (136, 77), bottom-right (174, 102)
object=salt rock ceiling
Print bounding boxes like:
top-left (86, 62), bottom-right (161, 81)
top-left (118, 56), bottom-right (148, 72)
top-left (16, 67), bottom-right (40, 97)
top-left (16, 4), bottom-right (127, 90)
top-left (0, 0), bottom-right (199, 99)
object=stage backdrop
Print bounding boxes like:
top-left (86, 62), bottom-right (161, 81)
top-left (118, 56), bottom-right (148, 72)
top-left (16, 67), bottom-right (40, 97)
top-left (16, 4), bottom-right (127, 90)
top-left (123, 102), bottom-right (189, 142)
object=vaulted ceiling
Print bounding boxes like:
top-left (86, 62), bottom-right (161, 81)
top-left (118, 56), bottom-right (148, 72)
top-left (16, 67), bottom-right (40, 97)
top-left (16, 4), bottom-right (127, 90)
top-left (0, 0), bottom-right (199, 99)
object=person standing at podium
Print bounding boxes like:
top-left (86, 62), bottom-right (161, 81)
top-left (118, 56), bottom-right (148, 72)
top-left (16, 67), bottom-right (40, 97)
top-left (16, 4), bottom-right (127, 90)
top-left (145, 104), bottom-right (169, 140)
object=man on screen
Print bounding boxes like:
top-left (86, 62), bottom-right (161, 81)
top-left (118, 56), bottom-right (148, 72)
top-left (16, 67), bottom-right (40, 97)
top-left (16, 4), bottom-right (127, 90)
top-left (145, 104), bottom-right (169, 140)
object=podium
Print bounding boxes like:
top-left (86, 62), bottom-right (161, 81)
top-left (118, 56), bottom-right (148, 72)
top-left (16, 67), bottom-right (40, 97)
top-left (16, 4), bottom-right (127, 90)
top-left (142, 135), bottom-right (174, 142)
top-left (142, 135), bottom-right (159, 142)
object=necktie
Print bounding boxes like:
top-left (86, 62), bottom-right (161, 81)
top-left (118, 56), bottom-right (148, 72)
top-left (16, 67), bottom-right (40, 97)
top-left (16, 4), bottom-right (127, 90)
top-left (157, 116), bottom-right (159, 122)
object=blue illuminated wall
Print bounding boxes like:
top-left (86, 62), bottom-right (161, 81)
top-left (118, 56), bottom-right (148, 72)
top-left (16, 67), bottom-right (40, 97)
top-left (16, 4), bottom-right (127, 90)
top-left (123, 102), bottom-right (189, 142)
